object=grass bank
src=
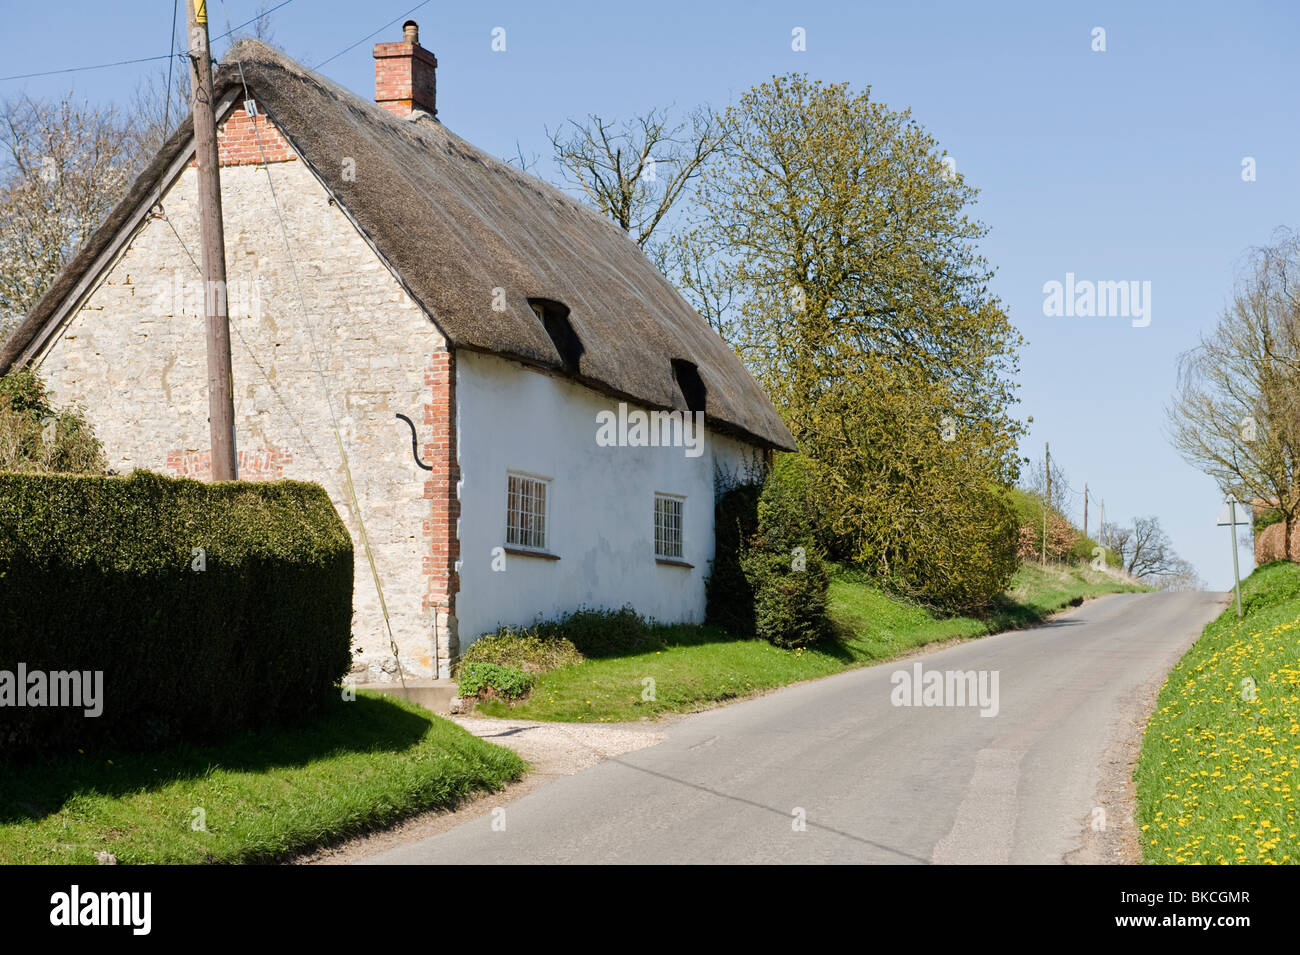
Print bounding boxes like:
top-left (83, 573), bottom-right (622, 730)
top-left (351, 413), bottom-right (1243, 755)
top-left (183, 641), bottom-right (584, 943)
top-left (1136, 561), bottom-right (1300, 864)
top-left (0, 692), bottom-right (526, 864)
top-left (476, 561), bottom-right (1145, 723)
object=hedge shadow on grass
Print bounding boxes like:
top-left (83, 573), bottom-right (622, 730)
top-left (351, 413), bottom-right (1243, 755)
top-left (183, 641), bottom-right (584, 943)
top-left (0, 694), bottom-right (429, 825)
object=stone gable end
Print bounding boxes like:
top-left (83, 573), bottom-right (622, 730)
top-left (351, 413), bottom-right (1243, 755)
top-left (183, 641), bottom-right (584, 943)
top-left (33, 105), bottom-right (458, 679)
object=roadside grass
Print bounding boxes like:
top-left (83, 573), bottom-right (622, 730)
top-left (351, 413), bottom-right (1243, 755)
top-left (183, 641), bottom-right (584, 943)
top-left (0, 692), bottom-right (526, 864)
top-left (1136, 561), bottom-right (1300, 865)
top-left (475, 561), bottom-right (1146, 723)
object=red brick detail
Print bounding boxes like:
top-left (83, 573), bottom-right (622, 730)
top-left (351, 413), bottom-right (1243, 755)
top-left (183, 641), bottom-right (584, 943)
top-left (373, 41), bottom-right (437, 117)
top-left (189, 103), bottom-right (296, 168)
top-left (421, 351), bottom-right (459, 616)
top-left (165, 446), bottom-right (294, 481)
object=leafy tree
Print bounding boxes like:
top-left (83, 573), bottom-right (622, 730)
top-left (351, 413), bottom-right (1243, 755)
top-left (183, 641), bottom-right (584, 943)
top-left (0, 368), bottom-right (105, 473)
top-left (674, 74), bottom-right (1024, 610)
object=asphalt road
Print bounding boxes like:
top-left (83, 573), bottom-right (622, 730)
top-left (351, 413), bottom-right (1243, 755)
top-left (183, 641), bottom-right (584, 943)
top-left (366, 591), bottom-right (1226, 865)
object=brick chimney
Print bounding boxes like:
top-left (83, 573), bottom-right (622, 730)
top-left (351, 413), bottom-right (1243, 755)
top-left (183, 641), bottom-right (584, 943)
top-left (373, 20), bottom-right (437, 118)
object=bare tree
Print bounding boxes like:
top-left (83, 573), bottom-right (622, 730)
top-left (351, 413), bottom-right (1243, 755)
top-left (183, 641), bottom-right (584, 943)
top-left (1160, 557), bottom-right (1207, 592)
top-left (658, 225), bottom-right (736, 335)
top-left (547, 105), bottom-right (728, 261)
top-left (0, 0), bottom-right (287, 340)
top-left (503, 140), bottom-right (541, 173)
top-left (1104, 515), bottom-right (1194, 584)
top-left (0, 95), bottom-right (140, 338)
top-left (1166, 230), bottom-right (1300, 558)
top-left (1100, 520), bottom-right (1131, 560)
top-left (251, 2), bottom-right (277, 42)
top-left (130, 62), bottom-right (191, 157)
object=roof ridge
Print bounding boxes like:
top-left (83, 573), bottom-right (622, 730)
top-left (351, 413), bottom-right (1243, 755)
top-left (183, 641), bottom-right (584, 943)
top-left (1, 35), bottom-right (796, 452)
top-left (215, 38), bottom-right (637, 246)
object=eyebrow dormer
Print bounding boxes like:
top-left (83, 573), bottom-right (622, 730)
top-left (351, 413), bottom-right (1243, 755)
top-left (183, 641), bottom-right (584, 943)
top-left (528, 298), bottom-right (583, 375)
top-left (671, 358), bottom-right (707, 413)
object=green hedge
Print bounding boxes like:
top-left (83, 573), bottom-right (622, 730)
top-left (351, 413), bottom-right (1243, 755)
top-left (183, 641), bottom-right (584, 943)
top-left (740, 455), bottom-right (832, 648)
top-left (0, 470), bottom-right (353, 761)
top-left (533, 606), bottom-right (662, 658)
top-left (457, 662), bottom-right (533, 700)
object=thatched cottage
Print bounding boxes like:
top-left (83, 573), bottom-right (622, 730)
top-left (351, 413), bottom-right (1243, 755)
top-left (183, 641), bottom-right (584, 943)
top-left (0, 24), bottom-right (794, 679)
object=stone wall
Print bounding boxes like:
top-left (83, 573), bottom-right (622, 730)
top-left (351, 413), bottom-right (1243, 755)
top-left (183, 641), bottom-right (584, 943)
top-left (33, 105), bottom-right (455, 679)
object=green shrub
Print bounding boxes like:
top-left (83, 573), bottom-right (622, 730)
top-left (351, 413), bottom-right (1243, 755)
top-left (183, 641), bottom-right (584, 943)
top-left (1068, 535), bottom-right (1112, 565)
top-left (872, 476), bottom-right (1020, 613)
top-left (534, 606), bottom-right (662, 658)
top-left (0, 368), bottom-right (105, 474)
top-left (458, 627), bottom-right (583, 674)
top-left (740, 455), bottom-right (832, 648)
top-left (457, 663), bottom-right (533, 700)
top-left (705, 480), bottom-right (761, 635)
top-left (1254, 506), bottom-right (1284, 532)
top-left (0, 470), bottom-right (353, 762)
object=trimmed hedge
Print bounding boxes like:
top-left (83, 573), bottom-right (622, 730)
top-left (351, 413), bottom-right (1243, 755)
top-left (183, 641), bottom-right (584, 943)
top-left (0, 470), bottom-right (353, 761)
top-left (740, 455), bottom-right (832, 648)
top-left (706, 457), bottom-right (832, 648)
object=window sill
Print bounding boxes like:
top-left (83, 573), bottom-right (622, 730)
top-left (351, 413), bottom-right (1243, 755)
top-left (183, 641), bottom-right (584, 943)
top-left (504, 546), bottom-right (561, 561)
top-left (655, 557), bottom-right (694, 569)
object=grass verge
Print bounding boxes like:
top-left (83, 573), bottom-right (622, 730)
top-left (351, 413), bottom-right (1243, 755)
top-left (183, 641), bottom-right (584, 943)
top-left (1136, 561), bottom-right (1300, 864)
top-left (0, 692), bottom-right (526, 864)
top-left (476, 561), bottom-right (1145, 723)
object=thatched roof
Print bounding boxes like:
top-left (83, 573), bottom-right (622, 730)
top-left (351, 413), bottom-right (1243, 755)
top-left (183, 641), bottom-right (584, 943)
top-left (0, 39), bottom-right (795, 451)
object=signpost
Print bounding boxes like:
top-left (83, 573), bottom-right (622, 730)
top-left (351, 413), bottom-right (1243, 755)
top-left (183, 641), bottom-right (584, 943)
top-left (1217, 497), bottom-right (1251, 618)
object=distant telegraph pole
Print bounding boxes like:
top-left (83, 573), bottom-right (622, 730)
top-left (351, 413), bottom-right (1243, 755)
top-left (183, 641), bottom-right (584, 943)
top-left (187, 0), bottom-right (238, 481)
top-left (1042, 442), bottom-right (1051, 566)
top-left (1045, 442), bottom-right (1051, 509)
top-left (1083, 482), bottom-right (1089, 539)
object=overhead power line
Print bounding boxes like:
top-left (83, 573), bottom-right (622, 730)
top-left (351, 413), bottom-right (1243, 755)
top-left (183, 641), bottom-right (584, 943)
top-left (311, 0), bottom-right (434, 69)
top-left (0, 0), bottom-right (296, 83)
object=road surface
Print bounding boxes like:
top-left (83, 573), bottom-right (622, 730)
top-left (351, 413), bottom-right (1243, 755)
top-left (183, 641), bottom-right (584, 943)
top-left (366, 591), bottom-right (1225, 865)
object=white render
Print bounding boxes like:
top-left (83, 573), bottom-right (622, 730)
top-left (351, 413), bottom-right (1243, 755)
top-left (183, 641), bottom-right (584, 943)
top-left (455, 350), bottom-right (763, 643)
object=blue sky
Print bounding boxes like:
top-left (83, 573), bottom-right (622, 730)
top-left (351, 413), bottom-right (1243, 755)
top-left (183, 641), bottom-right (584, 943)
top-left (3, 0), bottom-right (1296, 588)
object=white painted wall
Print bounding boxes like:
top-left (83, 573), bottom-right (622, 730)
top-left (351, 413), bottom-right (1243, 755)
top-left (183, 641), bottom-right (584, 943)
top-left (455, 351), bottom-right (765, 645)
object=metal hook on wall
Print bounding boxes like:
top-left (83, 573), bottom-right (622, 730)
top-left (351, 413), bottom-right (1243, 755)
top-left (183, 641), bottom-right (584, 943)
top-left (395, 413), bottom-right (433, 471)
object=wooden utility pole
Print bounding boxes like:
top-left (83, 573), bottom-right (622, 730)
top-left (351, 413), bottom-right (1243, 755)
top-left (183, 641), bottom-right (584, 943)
top-left (1045, 442), bottom-right (1051, 509)
top-left (1042, 442), bottom-right (1050, 566)
top-left (1083, 482), bottom-right (1089, 539)
top-left (187, 0), bottom-right (238, 481)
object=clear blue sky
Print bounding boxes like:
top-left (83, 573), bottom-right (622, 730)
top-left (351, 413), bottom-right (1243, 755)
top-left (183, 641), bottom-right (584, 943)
top-left (3, 0), bottom-right (1296, 588)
